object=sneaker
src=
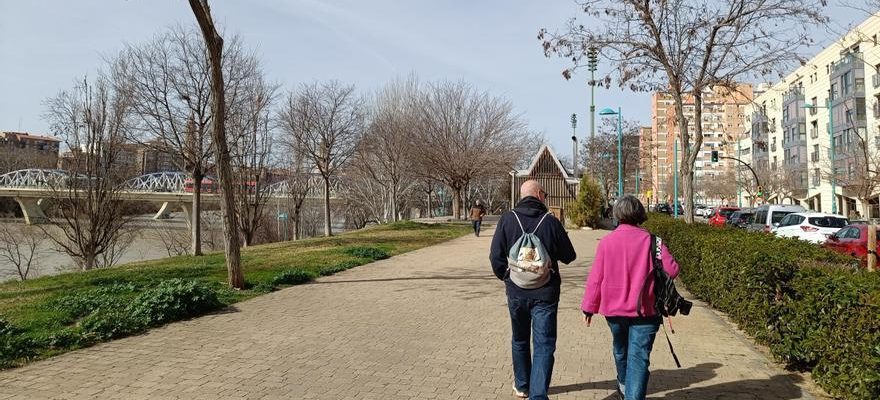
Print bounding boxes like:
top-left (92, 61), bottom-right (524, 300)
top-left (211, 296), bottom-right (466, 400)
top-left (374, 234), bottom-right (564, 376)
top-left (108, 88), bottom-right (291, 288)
top-left (512, 384), bottom-right (528, 398)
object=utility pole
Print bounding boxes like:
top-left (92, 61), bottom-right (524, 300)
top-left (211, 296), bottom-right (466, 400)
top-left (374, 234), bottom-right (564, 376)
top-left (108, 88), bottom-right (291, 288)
top-left (571, 113), bottom-right (578, 177)
top-left (674, 138), bottom-right (679, 218)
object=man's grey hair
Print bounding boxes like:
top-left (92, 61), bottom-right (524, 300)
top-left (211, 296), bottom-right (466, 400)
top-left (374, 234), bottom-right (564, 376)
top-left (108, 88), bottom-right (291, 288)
top-left (613, 195), bottom-right (648, 225)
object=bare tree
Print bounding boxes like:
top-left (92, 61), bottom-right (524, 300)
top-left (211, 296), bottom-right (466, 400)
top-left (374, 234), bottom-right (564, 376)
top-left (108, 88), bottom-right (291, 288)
top-left (113, 24), bottom-right (259, 256)
top-left (0, 225), bottom-right (45, 280)
top-left (541, 0), bottom-right (828, 223)
top-left (229, 74), bottom-right (278, 246)
top-left (42, 75), bottom-right (135, 270)
top-left (189, 0), bottom-right (244, 289)
top-left (276, 140), bottom-right (314, 241)
top-left (279, 81), bottom-right (365, 237)
top-left (412, 80), bottom-right (535, 219)
top-left (581, 119), bottom-right (641, 201)
top-left (154, 221), bottom-right (191, 257)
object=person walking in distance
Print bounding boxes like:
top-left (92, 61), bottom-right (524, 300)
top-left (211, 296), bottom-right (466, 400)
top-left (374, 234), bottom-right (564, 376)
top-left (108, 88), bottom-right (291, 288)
top-left (490, 180), bottom-right (577, 399)
top-left (581, 195), bottom-right (680, 400)
top-left (470, 200), bottom-right (486, 237)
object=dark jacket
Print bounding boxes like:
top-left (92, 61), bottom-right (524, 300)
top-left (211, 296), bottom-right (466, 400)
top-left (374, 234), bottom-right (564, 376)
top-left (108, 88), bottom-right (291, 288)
top-left (490, 196), bottom-right (577, 302)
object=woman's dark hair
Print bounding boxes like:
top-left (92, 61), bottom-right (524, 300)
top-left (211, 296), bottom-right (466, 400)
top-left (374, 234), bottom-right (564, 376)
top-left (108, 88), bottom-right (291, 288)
top-left (613, 195), bottom-right (648, 225)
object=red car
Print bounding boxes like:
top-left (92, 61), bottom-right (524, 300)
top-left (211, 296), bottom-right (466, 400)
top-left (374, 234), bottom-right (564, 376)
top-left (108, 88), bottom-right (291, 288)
top-left (823, 224), bottom-right (880, 261)
top-left (708, 207), bottom-right (740, 226)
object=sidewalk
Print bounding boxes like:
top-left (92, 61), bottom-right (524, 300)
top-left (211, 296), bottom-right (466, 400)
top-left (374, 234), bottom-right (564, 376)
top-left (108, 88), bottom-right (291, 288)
top-left (0, 227), bottom-right (815, 399)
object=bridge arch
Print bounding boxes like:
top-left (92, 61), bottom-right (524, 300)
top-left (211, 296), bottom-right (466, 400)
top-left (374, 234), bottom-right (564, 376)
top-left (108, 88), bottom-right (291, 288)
top-left (122, 171), bottom-right (190, 193)
top-left (0, 169), bottom-right (75, 189)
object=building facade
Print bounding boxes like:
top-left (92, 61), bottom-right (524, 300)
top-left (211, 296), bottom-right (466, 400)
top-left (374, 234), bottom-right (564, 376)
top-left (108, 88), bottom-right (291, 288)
top-left (0, 131), bottom-right (60, 173)
top-left (740, 15), bottom-right (880, 218)
top-left (649, 85), bottom-right (753, 205)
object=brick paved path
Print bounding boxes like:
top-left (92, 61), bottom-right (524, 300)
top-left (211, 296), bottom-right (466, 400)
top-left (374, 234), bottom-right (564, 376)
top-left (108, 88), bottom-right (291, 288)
top-left (0, 228), bottom-right (816, 399)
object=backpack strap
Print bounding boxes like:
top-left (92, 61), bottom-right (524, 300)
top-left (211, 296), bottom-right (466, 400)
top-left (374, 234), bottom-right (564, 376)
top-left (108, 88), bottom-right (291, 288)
top-left (637, 234), bottom-right (663, 317)
top-left (510, 211), bottom-right (526, 234)
top-left (531, 212), bottom-right (552, 234)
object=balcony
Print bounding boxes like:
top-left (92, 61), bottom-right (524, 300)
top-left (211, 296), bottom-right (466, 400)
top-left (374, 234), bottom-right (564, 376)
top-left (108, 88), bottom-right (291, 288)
top-left (809, 106), bottom-right (817, 116)
top-left (811, 152), bottom-right (820, 162)
top-left (832, 52), bottom-right (864, 75)
top-left (810, 129), bottom-right (819, 139)
top-left (874, 74), bottom-right (880, 88)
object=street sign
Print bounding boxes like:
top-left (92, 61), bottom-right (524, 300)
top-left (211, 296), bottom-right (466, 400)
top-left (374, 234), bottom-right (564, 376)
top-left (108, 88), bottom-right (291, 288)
top-left (277, 212), bottom-right (288, 220)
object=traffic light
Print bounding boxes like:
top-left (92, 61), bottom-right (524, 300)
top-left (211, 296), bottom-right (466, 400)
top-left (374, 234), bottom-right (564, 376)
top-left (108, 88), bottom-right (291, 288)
top-left (756, 185), bottom-right (764, 197)
top-left (711, 150), bottom-right (719, 162)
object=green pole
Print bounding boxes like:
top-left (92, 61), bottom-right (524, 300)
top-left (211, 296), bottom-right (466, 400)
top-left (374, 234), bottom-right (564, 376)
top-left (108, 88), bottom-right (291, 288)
top-left (617, 107), bottom-right (623, 197)
top-left (737, 139), bottom-right (742, 207)
top-left (674, 138), bottom-right (679, 218)
top-left (828, 97), bottom-right (837, 214)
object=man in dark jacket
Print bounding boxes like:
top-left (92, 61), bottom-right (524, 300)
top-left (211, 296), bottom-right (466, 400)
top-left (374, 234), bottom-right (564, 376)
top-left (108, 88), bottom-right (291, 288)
top-left (490, 180), bottom-right (577, 400)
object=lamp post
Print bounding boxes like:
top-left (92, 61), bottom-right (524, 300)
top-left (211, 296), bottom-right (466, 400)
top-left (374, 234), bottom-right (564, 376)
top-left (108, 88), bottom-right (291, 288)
top-left (599, 107), bottom-right (623, 198)
top-left (674, 138), bottom-right (679, 218)
top-left (803, 99), bottom-right (836, 214)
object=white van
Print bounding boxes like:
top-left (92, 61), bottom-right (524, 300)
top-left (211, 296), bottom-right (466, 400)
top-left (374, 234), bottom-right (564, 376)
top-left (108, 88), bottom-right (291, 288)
top-left (750, 204), bottom-right (807, 232)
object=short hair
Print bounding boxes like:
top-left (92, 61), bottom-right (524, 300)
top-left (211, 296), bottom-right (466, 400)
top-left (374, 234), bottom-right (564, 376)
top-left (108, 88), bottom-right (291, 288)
top-left (613, 195), bottom-right (647, 225)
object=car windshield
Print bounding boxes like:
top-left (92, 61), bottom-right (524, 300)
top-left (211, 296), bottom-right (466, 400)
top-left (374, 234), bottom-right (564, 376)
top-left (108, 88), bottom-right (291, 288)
top-left (808, 217), bottom-right (849, 228)
top-left (738, 213), bottom-right (754, 221)
top-left (719, 209), bottom-right (736, 218)
top-left (771, 211), bottom-right (794, 224)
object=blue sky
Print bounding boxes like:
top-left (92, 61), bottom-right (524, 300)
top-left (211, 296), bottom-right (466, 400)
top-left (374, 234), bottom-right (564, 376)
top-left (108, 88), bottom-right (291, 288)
top-left (0, 1), bottom-right (866, 154)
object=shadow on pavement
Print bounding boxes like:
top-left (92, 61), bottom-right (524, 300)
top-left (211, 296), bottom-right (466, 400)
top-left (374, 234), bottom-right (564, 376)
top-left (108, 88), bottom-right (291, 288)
top-left (550, 362), bottom-right (806, 399)
top-left (310, 275), bottom-right (497, 285)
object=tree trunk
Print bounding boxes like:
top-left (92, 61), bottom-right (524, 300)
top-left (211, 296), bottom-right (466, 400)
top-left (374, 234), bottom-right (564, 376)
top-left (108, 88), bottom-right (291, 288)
top-left (452, 186), bottom-right (461, 219)
top-left (189, 0), bottom-right (243, 289)
top-left (292, 207), bottom-right (301, 240)
top-left (323, 176), bottom-right (332, 236)
top-left (191, 170), bottom-right (203, 256)
top-left (427, 190), bottom-right (433, 218)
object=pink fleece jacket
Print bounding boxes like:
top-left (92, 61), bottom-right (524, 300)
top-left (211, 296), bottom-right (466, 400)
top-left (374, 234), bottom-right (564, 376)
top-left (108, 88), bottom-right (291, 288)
top-left (581, 224), bottom-right (680, 317)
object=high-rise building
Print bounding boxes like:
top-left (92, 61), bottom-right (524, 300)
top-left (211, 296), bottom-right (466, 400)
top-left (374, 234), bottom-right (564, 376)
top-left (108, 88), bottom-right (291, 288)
top-left (742, 14), bottom-right (880, 218)
top-left (649, 84), bottom-right (753, 204)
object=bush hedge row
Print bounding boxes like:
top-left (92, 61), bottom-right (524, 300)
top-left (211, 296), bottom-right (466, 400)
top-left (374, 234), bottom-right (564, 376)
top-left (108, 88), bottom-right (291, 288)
top-left (644, 215), bottom-right (880, 399)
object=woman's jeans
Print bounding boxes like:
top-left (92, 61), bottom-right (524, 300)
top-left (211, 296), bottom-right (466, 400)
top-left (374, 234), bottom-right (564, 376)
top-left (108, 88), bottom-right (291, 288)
top-left (508, 296), bottom-right (558, 400)
top-left (605, 316), bottom-right (661, 400)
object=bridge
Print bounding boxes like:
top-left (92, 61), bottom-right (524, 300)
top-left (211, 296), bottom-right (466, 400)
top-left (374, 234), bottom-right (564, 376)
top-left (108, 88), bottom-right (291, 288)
top-left (0, 169), bottom-right (339, 225)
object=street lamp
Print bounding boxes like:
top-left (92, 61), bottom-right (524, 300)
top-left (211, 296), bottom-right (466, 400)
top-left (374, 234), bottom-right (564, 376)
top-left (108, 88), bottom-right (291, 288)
top-left (599, 107), bottom-right (623, 198)
top-left (803, 99), bottom-right (836, 214)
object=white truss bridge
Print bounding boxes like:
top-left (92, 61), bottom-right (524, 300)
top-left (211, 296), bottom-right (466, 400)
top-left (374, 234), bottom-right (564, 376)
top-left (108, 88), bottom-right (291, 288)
top-left (0, 169), bottom-right (339, 225)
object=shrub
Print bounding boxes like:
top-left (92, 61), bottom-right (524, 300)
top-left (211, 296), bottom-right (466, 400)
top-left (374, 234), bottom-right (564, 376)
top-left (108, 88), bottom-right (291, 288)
top-left (51, 283), bottom-right (137, 321)
top-left (80, 308), bottom-right (144, 341)
top-left (343, 246), bottom-right (390, 260)
top-left (568, 174), bottom-right (604, 228)
top-left (319, 260), bottom-right (361, 276)
top-left (128, 279), bottom-right (222, 327)
top-left (644, 216), bottom-right (880, 399)
top-left (271, 270), bottom-right (317, 286)
top-left (0, 318), bottom-right (34, 367)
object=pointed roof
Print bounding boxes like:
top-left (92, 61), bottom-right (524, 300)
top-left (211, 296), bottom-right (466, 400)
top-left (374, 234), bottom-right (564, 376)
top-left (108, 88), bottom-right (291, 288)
top-left (515, 144), bottom-right (579, 184)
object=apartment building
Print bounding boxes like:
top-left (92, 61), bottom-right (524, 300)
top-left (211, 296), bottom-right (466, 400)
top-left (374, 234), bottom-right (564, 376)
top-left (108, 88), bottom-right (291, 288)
top-left (741, 14), bottom-right (880, 218)
top-left (649, 84), bottom-right (753, 204)
top-left (0, 131), bottom-right (61, 172)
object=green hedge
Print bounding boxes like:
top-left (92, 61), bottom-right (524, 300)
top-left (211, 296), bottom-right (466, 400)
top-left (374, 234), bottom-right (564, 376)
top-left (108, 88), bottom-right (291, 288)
top-left (644, 215), bottom-right (880, 399)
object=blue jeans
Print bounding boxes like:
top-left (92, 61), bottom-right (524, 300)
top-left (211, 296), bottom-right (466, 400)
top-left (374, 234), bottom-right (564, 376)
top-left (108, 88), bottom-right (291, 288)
top-left (507, 296), bottom-right (558, 400)
top-left (606, 316), bottom-right (661, 400)
top-left (472, 220), bottom-right (482, 236)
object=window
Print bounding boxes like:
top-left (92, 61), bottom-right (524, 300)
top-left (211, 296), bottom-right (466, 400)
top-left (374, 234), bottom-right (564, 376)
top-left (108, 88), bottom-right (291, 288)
top-left (842, 71), bottom-right (853, 95)
top-left (831, 83), bottom-right (838, 101)
top-left (845, 227), bottom-right (862, 239)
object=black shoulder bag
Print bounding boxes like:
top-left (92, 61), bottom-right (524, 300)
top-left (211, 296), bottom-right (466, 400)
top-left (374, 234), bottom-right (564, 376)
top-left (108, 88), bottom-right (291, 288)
top-left (637, 234), bottom-right (693, 368)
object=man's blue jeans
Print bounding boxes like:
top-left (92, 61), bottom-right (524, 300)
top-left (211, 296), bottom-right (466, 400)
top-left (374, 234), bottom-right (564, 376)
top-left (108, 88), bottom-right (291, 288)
top-left (508, 295), bottom-right (558, 400)
top-left (605, 316), bottom-right (661, 400)
top-left (472, 220), bottom-right (482, 236)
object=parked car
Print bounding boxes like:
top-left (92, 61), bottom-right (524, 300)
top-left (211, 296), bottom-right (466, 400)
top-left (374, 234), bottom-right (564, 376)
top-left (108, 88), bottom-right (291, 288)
top-left (655, 203), bottom-right (671, 214)
top-left (749, 204), bottom-right (806, 232)
top-left (823, 223), bottom-right (880, 261)
top-left (694, 204), bottom-right (707, 216)
top-left (708, 206), bottom-right (740, 226)
top-left (699, 207), bottom-right (714, 218)
top-left (726, 209), bottom-right (754, 229)
top-left (773, 212), bottom-right (849, 243)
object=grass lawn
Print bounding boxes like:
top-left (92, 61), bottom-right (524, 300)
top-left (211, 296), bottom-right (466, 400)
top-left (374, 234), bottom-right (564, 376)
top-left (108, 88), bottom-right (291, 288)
top-left (0, 221), bottom-right (470, 368)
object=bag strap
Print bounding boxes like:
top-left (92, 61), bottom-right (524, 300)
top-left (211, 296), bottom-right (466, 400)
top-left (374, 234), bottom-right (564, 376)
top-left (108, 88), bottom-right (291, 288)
top-left (531, 212), bottom-right (552, 234)
top-left (636, 235), bottom-right (660, 317)
top-left (511, 211), bottom-right (526, 234)
top-left (661, 321), bottom-right (682, 368)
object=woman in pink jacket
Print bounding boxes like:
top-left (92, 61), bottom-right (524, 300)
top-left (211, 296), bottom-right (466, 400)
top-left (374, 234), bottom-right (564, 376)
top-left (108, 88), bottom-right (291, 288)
top-left (581, 195), bottom-right (680, 400)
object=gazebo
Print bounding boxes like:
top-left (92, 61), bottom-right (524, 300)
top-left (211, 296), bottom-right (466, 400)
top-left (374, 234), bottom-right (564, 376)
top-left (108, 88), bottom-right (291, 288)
top-left (510, 145), bottom-right (579, 221)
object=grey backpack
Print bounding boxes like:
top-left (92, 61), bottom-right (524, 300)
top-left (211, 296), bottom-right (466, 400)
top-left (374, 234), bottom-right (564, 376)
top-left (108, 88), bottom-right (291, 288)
top-left (507, 211), bottom-right (553, 289)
